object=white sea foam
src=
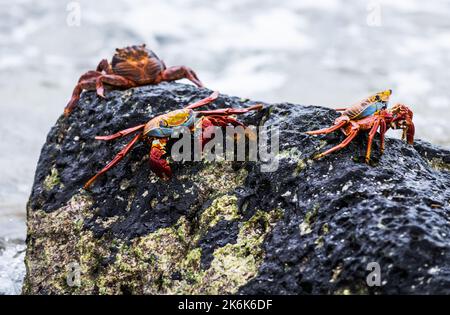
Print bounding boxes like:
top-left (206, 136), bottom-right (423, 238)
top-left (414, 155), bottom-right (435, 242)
top-left (0, 240), bottom-right (26, 295)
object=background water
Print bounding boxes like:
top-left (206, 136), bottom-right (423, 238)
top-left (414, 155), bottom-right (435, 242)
top-left (0, 0), bottom-right (449, 294)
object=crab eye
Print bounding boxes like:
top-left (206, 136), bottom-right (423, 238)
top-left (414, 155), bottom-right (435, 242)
top-left (160, 120), bottom-right (168, 127)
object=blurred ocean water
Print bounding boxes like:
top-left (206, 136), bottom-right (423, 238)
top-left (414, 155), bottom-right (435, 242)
top-left (0, 0), bottom-right (449, 294)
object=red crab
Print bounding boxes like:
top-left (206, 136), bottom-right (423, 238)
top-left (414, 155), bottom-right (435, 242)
top-left (64, 44), bottom-right (204, 116)
top-left (84, 91), bottom-right (262, 188)
top-left (306, 90), bottom-right (415, 163)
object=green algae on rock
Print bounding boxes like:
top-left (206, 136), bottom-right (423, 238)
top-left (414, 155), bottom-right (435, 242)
top-left (24, 192), bottom-right (282, 294)
top-left (42, 167), bottom-right (61, 191)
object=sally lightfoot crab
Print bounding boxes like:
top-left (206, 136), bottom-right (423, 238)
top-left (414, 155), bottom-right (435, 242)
top-left (84, 91), bottom-right (262, 188)
top-left (64, 44), bottom-right (204, 116)
top-left (306, 90), bottom-right (415, 163)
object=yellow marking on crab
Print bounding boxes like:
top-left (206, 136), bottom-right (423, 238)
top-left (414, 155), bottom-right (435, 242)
top-left (366, 89), bottom-right (392, 104)
top-left (377, 89), bottom-right (392, 102)
top-left (163, 109), bottom-right (191, 126)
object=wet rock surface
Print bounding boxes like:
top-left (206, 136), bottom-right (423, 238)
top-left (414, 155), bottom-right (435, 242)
top-left (23, 82), bottom-right (450, 294)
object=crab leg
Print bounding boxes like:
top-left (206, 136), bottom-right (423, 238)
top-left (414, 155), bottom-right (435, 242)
top-left (162, 65), bottom-right (204, 87)
top-left (365, 117), bottom-right (381, 163)
top-left (195, 106), bottom-right (261, 146)
top-left (305, 119), bottom-right (348, 135)
top-left (64, 71), bottom-right (101, 116)
top-left (221, 116), bottom-right (258, 141)
top-left (211, 116), bottom-right (245, 127)
top-left (379, 118), bottom-right (387, 154)
top-left (195, 113), bottom-right (258, 149)
top-left (314, 123), bottom-right (360, 159)
top-left (95, 124), bottom-right (146, 141)
top-left (196, 104), bottom-right (263, 115)
top-left (64, 85), bottom-right (83, 117)
top-left (206, 115), bottom-right (257, 140)
top-left (84, 134), bottom-right (141, 189)
top-left (195, 116), bottom-right (227, 149)
top-left (95, 74), bottom-right (135, 98)
top-left (185, 91), bottom-right (219, 109)
top-left (406, 122), bottom-right (415, 145)
top-left (195, 117), bottom-right (214, 149)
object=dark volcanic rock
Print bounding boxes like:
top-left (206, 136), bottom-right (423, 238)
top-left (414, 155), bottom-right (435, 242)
top-left (23, 82), bottom-right (450, 294)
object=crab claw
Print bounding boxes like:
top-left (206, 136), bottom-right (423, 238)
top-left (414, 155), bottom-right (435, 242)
top-left (149, 138), bottom-right (172, 180)
top-left (390, 103), bottom-right (415, 144)
top-left (185, 67), bottom-right (204, 88)
top-left (162, 65), bottom-right (204, 88)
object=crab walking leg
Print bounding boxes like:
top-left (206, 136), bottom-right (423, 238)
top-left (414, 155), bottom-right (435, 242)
top-left (198, 117), bottom-right (218, 149)
top-left (315, 123), bottom-right (360, 159)
top-left (84, 134), bottom-right (141, 189)
top-left (379, 118), bottom-right (387, 154)
top-left (223, 116), bottom-right (258, 141)
top-left (64, 73), bottom-right (99, 117)
top-left (401, 122), bottom-right (415, 144)
top-left (185, 91), bottom-right (219, 109)
top-left (305, 119), bottom-right (349, 135)
top-left (195, 114), bottom-right (258, 150)
top-left (206, 115), bottom-right (258, 141)
top-left (365, 117), bottom-right (381, 163)
top-left (95, 74), bottom-right (135, 98)
top-left (95, 124), bottom-right (146, 141)
top-left (195, 116), bottom-right (233, 150)
top-left (204, 116), bottom-right (246, 128)
top-left (162, 65), bottom-right (204, 87)
top-left (196, 104), bottom-right (263, 115)
top-left (195, 106), bottom-right (262, 146)
top-left (64, 85), bottom-right (83, 117)
top-left (406, 122), bottom-right (415, 145)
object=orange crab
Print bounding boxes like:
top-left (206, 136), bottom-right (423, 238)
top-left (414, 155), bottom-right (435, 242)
top-left (64, 44), bottom-right (204, 116)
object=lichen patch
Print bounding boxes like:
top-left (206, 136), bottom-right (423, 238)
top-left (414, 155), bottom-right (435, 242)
top-left (42, 167), bottom-right (61, 191)
top-left (24, 191), bottom-right (283, 295)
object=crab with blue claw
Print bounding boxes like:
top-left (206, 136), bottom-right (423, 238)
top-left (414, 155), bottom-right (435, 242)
top-left (306, 89), bottom-right (415, 163)
top-left (84, 91), bottom-right (262, 188)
